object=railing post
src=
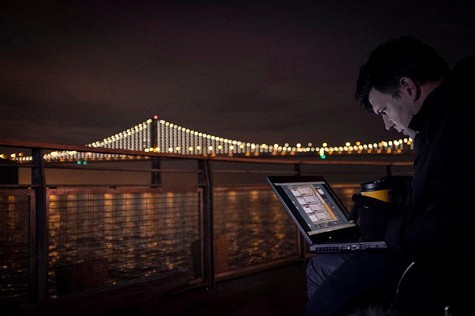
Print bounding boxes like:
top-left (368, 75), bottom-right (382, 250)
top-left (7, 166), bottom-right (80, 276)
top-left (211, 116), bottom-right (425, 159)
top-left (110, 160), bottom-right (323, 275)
top-left (31, 148), bottom-right (48, 303)
top-left (294, 163), bottom-right (301, 176)
top-left (150, 116), bottom-right (161, 185)
top-left (386, 164), bottom-right (392, 177)
top-left (151, 158), bottom-right (161, 186)
top-left (198, 159), bottom-right (215, 290)
top-left (294, 163), bottom-right (307, 259)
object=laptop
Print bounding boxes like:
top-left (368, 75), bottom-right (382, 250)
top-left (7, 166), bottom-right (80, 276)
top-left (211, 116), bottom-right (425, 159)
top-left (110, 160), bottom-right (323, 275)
top-left (266, 175), bottom-right (387, 253)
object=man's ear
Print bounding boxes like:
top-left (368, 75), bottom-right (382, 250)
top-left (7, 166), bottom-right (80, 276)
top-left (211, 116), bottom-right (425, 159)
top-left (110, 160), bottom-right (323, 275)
top-left (399, 77), bottom-right (420, 100)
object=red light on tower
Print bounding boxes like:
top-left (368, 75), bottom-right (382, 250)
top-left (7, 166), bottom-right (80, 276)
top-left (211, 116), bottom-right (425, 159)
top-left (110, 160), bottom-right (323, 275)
top-left (153, 115), bottom-right (158, 120)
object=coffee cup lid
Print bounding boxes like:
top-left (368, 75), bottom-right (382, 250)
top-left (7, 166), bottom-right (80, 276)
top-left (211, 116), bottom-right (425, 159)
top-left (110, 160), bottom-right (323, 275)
top-left (360, 178), bottom-right (389, 191)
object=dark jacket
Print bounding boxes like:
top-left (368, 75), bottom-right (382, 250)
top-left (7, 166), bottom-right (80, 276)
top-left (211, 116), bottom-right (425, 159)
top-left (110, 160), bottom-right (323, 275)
top-left (385, 55), bottom-right (475, 313)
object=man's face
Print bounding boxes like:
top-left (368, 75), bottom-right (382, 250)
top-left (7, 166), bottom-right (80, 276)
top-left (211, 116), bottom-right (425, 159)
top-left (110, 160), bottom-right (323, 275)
top-left (368, 86), bottom-right (417, 139)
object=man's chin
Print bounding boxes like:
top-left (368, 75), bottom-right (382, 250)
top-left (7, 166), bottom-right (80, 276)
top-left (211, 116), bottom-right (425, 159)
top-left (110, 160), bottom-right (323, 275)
top-left (402, 129), bottom-right (416, 139)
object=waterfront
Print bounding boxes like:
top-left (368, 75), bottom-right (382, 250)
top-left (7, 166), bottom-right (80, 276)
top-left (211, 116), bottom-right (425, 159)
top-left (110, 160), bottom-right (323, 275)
top-left (0, 140), bottom-right (414, 314)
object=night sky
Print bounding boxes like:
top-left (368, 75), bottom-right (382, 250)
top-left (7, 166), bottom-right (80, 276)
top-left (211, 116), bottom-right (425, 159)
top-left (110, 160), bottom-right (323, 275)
top-left (1, 0), bottom-right (474, 149)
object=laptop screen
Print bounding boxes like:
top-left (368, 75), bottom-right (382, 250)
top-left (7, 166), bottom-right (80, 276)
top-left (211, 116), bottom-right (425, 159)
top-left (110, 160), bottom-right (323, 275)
top-left (267, 175), bottom-right (359, 244)
top-left (278, 180), bottom-right (356, 235)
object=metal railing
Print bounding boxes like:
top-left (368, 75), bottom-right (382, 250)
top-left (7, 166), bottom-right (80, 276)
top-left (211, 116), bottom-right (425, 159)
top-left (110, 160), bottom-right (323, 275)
top-left (0, 140), bottom-right (414, 313)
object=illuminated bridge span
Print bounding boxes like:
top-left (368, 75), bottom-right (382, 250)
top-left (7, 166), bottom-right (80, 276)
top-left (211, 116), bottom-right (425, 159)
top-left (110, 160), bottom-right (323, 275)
top-left (1, 115), bottom-right (413, 163)
top-left (38, 115), bottom-right (414, 161)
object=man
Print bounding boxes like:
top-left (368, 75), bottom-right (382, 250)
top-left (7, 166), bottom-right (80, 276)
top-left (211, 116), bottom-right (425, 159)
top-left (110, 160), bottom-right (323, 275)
top-left (302, 36), bottom-right (474, 315)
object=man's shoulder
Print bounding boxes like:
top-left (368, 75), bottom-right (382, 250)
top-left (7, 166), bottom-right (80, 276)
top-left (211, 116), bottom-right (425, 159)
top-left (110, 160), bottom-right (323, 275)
top-left (453, 54), bottom-right (475, 75)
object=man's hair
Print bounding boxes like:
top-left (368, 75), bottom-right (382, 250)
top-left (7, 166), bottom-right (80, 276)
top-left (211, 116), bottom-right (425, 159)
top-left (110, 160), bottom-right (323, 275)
top-left (355, 36), bottom-right (449, 111)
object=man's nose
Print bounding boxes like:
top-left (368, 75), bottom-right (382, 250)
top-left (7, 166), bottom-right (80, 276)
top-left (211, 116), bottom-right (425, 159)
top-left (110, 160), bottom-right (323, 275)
top-left (382, 116), bottom-right (395, 130)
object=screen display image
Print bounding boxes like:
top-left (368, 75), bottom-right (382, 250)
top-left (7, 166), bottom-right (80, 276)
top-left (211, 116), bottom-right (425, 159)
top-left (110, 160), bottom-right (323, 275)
top-left (275, 181), bottom-right (355, 235)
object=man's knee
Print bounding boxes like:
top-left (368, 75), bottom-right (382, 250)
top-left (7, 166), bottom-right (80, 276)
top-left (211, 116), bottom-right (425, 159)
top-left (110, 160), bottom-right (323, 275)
top-left (305, 253), bottom-right (352, 298)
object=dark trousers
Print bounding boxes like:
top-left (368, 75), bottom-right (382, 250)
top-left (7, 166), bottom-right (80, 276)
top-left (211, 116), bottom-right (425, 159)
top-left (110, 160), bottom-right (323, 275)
top-left (302, 249), bottom-right (407, 316)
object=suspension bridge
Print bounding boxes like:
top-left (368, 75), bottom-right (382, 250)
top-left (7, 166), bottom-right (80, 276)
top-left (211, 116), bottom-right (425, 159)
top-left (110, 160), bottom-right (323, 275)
top-left (6, 115), bottom-right (414, 163)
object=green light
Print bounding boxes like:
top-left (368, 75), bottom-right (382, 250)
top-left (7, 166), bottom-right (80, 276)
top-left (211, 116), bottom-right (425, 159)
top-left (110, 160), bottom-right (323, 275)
top-left (320, 154), bottom-right (326, 159)
top-left (77, 160), bottom-right (82, 165)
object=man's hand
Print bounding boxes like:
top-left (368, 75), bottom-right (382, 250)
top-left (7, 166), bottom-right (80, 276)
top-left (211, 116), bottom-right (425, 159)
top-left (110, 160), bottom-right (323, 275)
top-left (384, 175), bottom-right (412, 207)
top-left (351, 194), bottom-right (394, 241)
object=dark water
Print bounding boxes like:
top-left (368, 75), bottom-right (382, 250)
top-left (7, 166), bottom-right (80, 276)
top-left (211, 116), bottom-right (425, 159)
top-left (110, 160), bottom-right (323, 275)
top-left (1, 186), bottom-right (339, 304)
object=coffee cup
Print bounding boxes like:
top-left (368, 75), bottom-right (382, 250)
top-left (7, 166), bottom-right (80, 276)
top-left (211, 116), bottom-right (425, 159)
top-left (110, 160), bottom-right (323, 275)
top-left (359, 178), bottom-right (391, 203)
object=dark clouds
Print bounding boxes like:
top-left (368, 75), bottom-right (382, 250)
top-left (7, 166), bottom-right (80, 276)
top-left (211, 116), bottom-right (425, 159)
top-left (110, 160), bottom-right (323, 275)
top-left (1, 0), bottom-right (474, 148)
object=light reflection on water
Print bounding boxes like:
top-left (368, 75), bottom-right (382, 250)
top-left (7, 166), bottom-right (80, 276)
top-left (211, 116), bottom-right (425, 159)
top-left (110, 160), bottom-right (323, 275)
top-left (214, 189), bottom-right (300, 270)
top-left (46, 190), bottom-right (201, 297)
top-left (1, 186), bottom-right (357, 304)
